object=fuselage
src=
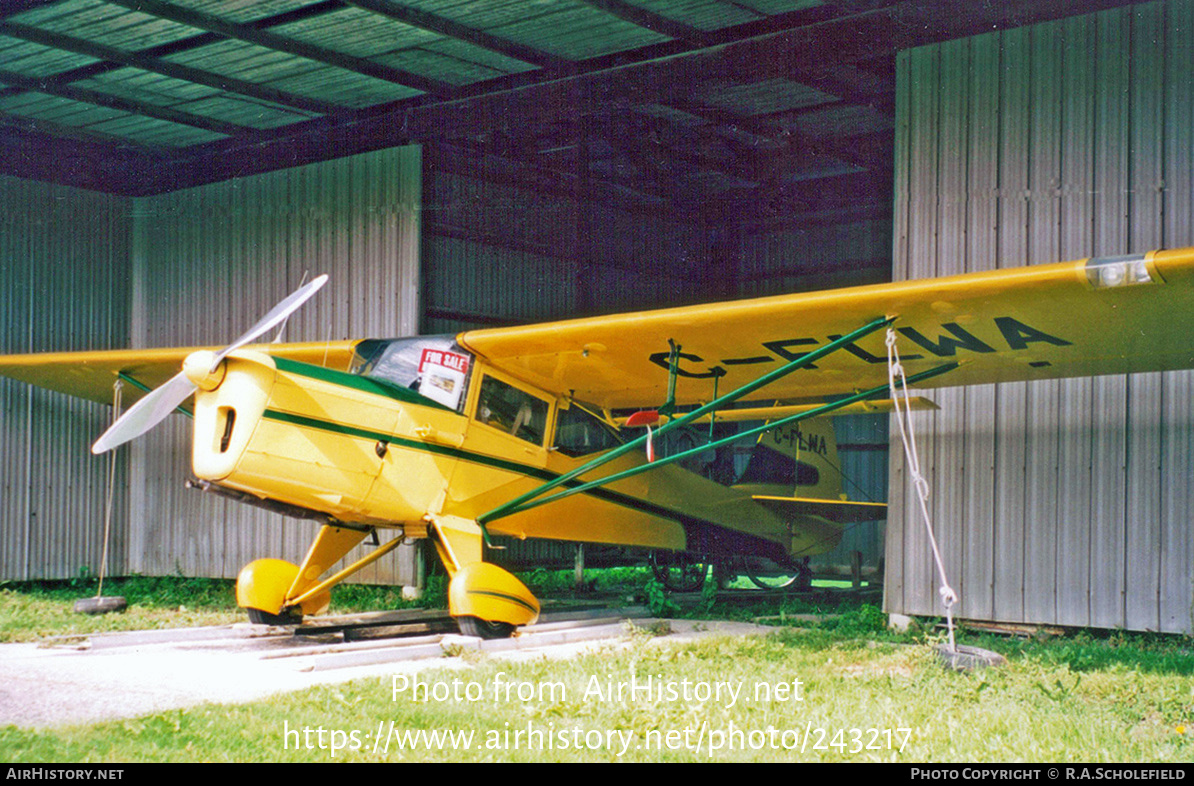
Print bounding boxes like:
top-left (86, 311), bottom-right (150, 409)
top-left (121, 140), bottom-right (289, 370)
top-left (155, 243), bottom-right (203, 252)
top-left (190, 344), bottom-right (841, 561)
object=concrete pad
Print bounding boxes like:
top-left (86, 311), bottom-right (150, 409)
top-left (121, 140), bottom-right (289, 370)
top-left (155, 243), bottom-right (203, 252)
top-left (0, 618), bottom-right (774, 730)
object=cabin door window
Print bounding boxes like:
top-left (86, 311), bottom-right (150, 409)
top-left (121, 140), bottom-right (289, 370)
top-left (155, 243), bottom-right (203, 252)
top-left (474, 375), bottom-right (549, 446)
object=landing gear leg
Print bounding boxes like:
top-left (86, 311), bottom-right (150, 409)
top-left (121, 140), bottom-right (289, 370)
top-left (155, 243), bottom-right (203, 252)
top-left (237, 524), bottom-right (403, 625)
top-left (429, 515), bottom-right (540, 639)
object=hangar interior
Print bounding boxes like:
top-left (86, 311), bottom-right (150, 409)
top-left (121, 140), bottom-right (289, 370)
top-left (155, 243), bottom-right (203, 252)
top-left (0, 0), bottom-right (1190, 634)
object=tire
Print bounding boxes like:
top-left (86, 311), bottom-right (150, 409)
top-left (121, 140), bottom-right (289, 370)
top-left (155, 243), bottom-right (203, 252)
top-left (73, 596), bottom-right (127, 615)
top-left (457, 616), bottom-right (516, 639)
top-left (247, 606), bottom-right (302, 626)
top-left (743, 556), bottom-right (811, 591)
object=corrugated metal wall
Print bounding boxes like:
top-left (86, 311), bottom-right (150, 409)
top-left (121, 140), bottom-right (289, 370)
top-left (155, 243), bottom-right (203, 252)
top-left (888, 0), bottom-right (1194, 633)
top-left (816, 415), bottom-right (889, 573)
top-left (738, 218), bottom-right (892, 298)
top-left (422, 146), bottom-right (712, 333)
top-left (127, 146), bottom-right (423, 585)
top-left (0, 177), bottom-right (130, 580)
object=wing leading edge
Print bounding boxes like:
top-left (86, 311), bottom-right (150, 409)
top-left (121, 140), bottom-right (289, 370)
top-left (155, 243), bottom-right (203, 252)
top-left (4, 249), bottom-right (1192, 415)
top-left (458, 248), bottom-right (1194, 410)
top-left (0, 341), bottom-right (360, 406)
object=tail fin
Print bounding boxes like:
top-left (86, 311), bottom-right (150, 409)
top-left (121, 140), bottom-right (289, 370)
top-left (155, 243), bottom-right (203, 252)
top-left (734, 416), bottom-right (842, 500)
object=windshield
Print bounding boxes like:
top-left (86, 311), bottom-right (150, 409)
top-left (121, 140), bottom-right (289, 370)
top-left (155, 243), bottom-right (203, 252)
top-left (351, 336), bottom-right (473, 411)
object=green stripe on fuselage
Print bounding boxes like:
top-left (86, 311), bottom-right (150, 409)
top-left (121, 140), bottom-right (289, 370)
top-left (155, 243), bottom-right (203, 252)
top-left (272, 356), bottom-right (450, 411)
top-left (260, 407), bottom-right (703, 532)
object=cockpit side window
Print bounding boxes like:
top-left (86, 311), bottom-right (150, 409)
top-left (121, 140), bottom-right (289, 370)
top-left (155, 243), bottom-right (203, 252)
top-left (554, 403), bottom-right (623, 457)
top-left (474, 375), bottom-right (549, 446)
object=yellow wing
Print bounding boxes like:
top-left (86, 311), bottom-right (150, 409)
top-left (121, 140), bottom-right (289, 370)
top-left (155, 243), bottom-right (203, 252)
top-left (0, 341), bottom-right (360, 406)
top-left (459, 248), bottom-right (1194, 410)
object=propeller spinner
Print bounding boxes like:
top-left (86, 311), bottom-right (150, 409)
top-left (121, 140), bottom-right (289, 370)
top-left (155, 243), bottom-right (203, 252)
top-left (91, 275), bottom-right (328, 455)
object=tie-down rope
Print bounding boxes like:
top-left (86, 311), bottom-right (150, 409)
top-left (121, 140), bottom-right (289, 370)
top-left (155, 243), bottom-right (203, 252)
top-left (96, 378), bottom-right (123, 600)
top-left (886, 329), bottom-right (958, 652)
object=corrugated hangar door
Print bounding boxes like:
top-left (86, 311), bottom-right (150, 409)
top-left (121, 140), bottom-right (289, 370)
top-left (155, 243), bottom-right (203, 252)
top-left (886, 0), bottom-right (1194, 634)
top-left (0, 179), bottom-right (131, 581)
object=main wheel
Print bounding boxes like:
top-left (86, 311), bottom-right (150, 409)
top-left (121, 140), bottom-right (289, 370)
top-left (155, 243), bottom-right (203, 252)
top-left (247, 606), bottom-right (302, 626)
top-left (650, 550), bottom-right (710, 592)
top-left (742, 556), bottom-right (811, 591)
top-left (457, 616), bottom-right (516, 639)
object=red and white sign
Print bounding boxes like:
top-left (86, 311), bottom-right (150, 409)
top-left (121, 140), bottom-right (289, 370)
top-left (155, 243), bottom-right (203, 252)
top-left (418, 349), bottom-right (470, 409)
top-left (419, 349), bottom-right (470, 375)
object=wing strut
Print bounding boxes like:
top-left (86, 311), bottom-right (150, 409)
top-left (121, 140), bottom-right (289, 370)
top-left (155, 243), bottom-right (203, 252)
top-left (475, 315), bottom-right (937, 539)
top-left (482, 360), bottom-right (957, 526)
top-left (117, 372), bottom-right (193, 419)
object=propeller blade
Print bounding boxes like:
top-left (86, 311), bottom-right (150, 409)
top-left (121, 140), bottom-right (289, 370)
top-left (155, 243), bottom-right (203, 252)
top-left (91, 371), bottom-right (196, 454)
top-left (91, 274), bottom-right (330, 454)
top-left (210, 274), bottom-right (328, 371)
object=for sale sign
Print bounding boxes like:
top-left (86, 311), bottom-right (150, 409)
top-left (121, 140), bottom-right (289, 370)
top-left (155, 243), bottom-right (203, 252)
top-left (418, 349), bottom-right (470, 409)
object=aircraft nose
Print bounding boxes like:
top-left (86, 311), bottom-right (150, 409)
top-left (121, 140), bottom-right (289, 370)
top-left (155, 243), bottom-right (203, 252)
top-left (190, 353), bottom-right (274, 483)
top-left (182, 350), bottom-right (227, 391)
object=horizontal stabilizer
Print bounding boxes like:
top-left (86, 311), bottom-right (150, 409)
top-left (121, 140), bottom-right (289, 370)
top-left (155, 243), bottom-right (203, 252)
top-left (751, 495), bottom-right (887, 524)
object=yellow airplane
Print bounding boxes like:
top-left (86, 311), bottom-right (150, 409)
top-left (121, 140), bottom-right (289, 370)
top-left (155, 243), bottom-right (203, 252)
top-left (1, 248), bottom-right (1192, 637)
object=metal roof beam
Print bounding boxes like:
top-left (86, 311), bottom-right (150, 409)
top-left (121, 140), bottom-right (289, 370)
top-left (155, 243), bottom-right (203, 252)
top-left (821, 0), bottom-right (906, 13)
top-left (663, 100), bottom-right (891, 173)
top-left (99, 0), bottom-right (454, 96)
top-left (0, 119), bottom-right (158, 190)
top-left (715, 168), bottom-right (893, 224)
top-left (0, 68), bottom-right (250, 136)
top-left (589, 108), bottom-right (745, 187)
top-left (575, 0), bottom-right (711, 45)
top-left (342, 0), bottom-right (569, 72)
top-left (426, 140), bottom-right (670, 214)
top-left (0, 20), bottom-right (339, 116)
top-left (0, 109), bottom-right (151, 150)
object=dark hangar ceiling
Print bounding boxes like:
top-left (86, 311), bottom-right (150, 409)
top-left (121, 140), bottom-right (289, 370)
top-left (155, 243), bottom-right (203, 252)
top-left (0, 0), bottom-right (1137, 227)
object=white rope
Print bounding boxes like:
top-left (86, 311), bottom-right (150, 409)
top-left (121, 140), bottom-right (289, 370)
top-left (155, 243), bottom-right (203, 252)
top-left (97, 378), bottom-right (122, 599)
top-left (886, 329), bottom-right (958, 651)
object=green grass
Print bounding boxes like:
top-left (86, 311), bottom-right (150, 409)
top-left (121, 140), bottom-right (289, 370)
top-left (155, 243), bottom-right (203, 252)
top-left (1, 572), bottom-right (1192, 762)
top-left (0, 572), bottom-right (437, 643)
top-left (0, 575), bottom-right (238, 643)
